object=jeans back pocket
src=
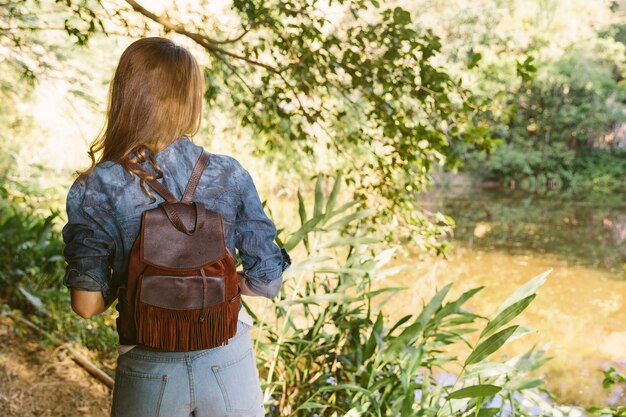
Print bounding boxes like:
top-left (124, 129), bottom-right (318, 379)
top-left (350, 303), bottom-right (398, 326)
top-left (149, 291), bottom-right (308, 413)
top-left (112, 368), bottom-right (168, 417)
top-left (211, 348), bottom-right (262, 414)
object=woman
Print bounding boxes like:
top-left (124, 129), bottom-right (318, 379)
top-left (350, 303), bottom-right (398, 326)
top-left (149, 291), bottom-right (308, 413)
top-left (62, 37), bottom-right (289, 417)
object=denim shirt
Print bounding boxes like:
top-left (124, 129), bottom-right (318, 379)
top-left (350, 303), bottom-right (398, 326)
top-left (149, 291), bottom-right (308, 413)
top-left (62, 136), bottom-right (289, 305)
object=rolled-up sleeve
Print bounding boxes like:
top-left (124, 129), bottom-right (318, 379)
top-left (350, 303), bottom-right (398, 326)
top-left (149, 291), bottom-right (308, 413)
top-left (62, 179), bottom-right (115, 301)
top-left (235, 167), bottom-right (290, 298)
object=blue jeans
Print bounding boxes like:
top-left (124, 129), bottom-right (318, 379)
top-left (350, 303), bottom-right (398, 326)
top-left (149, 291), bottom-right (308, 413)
top-left (111, 321), bottom-right (264, 417)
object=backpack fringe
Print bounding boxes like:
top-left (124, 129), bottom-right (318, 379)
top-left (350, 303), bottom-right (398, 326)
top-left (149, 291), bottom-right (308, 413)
top-left (136, 301), bottom-right (235, 351)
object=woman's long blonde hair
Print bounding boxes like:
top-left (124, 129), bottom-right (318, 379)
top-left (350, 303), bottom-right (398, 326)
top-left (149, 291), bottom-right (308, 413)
top-left (84, 37), bottom-right (204, 194)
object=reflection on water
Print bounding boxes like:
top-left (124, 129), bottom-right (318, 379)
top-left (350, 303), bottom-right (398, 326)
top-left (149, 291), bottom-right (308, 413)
top-left (423, 190), bottom-right (626, 275)
top-left (383, 190), bottom-right (626, 407)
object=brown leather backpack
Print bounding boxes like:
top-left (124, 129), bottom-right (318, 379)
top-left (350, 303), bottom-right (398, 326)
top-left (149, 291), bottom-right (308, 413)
top-left (116, 150), bottom-right (240, 351)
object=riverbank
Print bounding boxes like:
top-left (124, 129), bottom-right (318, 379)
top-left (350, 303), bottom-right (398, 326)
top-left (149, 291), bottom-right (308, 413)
top-left (378, 187), bottom-right (626, 407)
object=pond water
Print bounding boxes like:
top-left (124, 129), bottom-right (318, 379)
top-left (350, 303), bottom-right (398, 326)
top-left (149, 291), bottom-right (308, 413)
top-left (384, 189), bottom-right (626, 407)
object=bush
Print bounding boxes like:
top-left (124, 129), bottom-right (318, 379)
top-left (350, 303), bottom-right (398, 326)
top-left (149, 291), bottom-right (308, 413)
top-left (0, 181), bottom-right (117, 361)
top-left (468, 146), bottom-right (626, 195)
top-left (255, 174), bottom-right (580, 416)
top-left (0, 197), bottom-right (65, 308)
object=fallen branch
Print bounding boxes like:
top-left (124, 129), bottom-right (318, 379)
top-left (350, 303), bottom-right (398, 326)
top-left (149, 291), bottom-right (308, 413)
top-left (5, 311), bottom-right (114, 389)
top-left (67, 347), bottom-right (114, 389)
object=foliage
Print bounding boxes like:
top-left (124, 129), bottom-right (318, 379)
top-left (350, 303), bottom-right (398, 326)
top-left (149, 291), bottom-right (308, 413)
top-left (470, 39), bottom-right (626, 193)
top-left (0, 202), bottom-right (63, 307)
top-left (2, 0), bottom-right (499, 249)
top-left (587, 368), bottom-right (626, 417)
top-left (408, 0), bottom-right (626, 194)
top-left (470, 145), bottom-right (626, 195)
top-left (252, 174), bottom-right (582, 416)
top-left (0, 182), bottom-right (118, 360)
top-left (566, 149), bottom-right (626, 195)
top-left (507, 40), bottom-right (625, 151)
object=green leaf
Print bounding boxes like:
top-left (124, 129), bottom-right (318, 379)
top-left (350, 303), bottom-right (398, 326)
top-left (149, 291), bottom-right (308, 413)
top-left (385, 320), bottom-right (422, 357)
top-left (297, 188), bottom-right (310, 251)
top-left (325, 172), bottom-right (342, 217)
top-left (376, 264), bottom-right (418, 280)
top-left (436, 398), bottom-right (470, 417)
top-left (313, 175), bottom-right (324, 218)
top-left (343, 406), bottom-right (369, 417)
top-left (505, 345), bottom-right (551, 372)
top-left (467, 51), bottom-right (482, 69)
top-left (476, 408), bottom-right (500, 417)
top-left (401, 384), bottom-right (416, 416)
top-left (311, 266), bottom-right (367, 276)
top-left (276, 293), bottom-right (351, 307)
top-left (325, 209), bottom-right (376, 230)
top-left (418, 283), bottom-right (452, 328)
top-left (326, 200), bottom-right (360, 219)
top-left (434, 286), bottom-right (483, 322)
top-left (284, 215), bottom-right (325, 251)
top-left (286, 255), bottom-right (332, 271)
top-left (505, 326), bottom-right (535, 344)
top-left (297, 188), bottom-right (307, 226)
top-left (364, 287), bottom-right (405, 300)
top-left (319, 236), bottom-right (380, 248)
top-left (295, 402), bottom-right (325, 411)
top-left (387, 314), bottom-right (412, 334)
top-left (465, 326), bottom-right (519, 366)
top-left (504, 377), bottom-right (544, 391)
top-left (447, 384), bottom-right (502, 399)
top-left (405, 345), bottom-right (424, 378)
top-left (364, 313), bottom-right (384, 361)
top-left (587, 406), bottom-right (626, 416)
top-left (393, 7), bottom-right (411, 25)
top-left (494, 270), bottom-right (550, 316)
top-left (464, 362), bottom-right (515, 379)
top-left (317, 383), bottom-right (372, 396)
top-left (480, 294), bottom-right (536, 339)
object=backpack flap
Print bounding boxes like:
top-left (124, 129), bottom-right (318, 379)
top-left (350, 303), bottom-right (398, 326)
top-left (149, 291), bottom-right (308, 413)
top-left (140, 202), bottom-right (226, 270)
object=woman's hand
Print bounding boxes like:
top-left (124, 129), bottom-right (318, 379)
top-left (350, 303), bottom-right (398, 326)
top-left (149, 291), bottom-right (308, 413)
top-left (70, 289), bottom-right (108, 319)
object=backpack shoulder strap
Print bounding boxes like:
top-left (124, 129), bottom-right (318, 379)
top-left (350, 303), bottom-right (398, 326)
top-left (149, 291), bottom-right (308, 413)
top-left (127, 162), bottom-right (177, 203)
top-left (181, 150), bottom-right (210, 204)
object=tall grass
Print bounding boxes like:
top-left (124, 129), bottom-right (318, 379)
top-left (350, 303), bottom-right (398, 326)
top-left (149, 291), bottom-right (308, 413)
top-left (252, 174), bottom-right (582, 416)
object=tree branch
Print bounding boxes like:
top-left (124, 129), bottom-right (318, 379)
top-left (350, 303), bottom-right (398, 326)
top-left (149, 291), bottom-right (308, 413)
top-left (210, 23), bottom-right (253, 45)
top-left (212, 52), bottom-right (261, 101)
top-left (123, 0), bottom-right (280, 74)
top-left (0, 26), bottom-right (131, 37)
top-left (0, 26), bottom-right (66, 31)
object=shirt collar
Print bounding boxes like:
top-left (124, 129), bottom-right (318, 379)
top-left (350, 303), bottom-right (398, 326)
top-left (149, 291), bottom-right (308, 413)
top-left (156, 135), bottom-right (190, 155)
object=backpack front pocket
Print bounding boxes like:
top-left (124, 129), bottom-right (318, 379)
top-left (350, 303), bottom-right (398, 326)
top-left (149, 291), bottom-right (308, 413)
top-left (135, 273), bottom-right (234, 351)
top-left (140, 274), bottom-right (225, 309)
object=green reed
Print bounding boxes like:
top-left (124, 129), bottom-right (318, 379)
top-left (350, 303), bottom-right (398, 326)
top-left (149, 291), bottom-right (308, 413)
top-left (252, 174), bottom-right (580, 417)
